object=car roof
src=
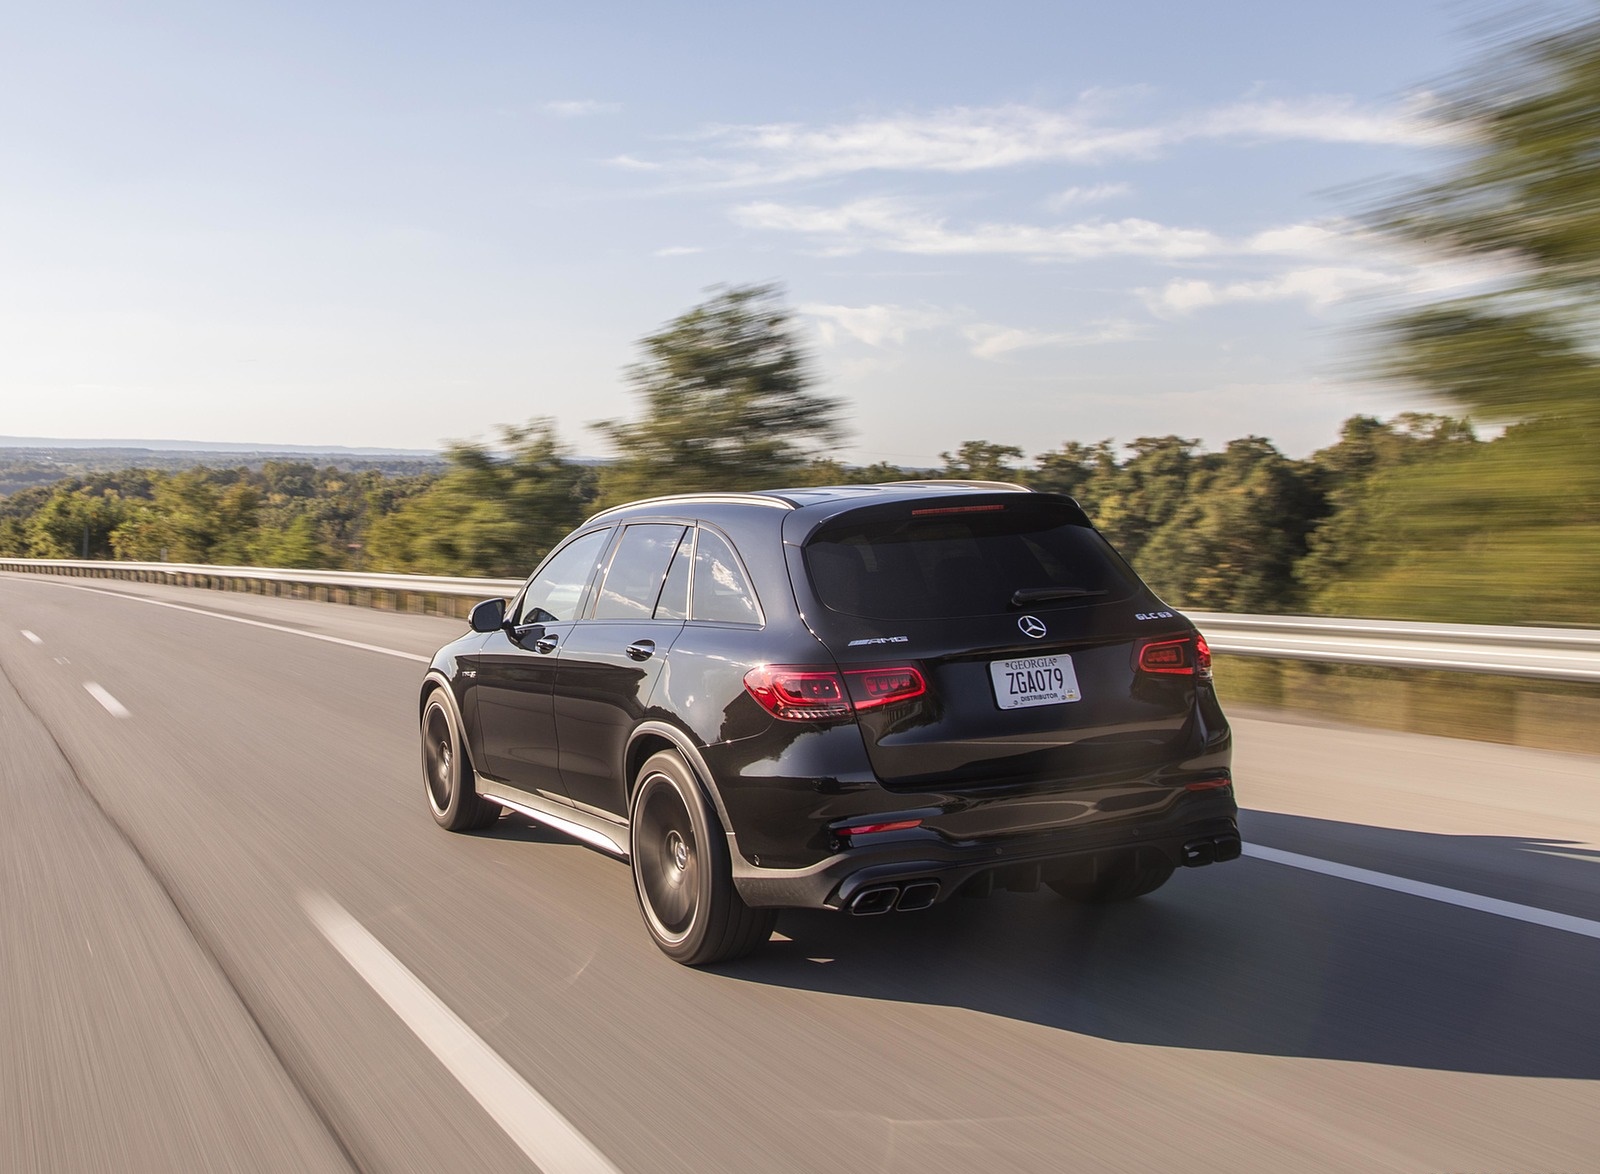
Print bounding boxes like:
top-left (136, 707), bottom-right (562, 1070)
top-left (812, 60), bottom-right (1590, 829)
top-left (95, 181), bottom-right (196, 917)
top-left (579, 482), bottom-right (1082, 546)
top-left (583, 480), bottom-right (1034, 525)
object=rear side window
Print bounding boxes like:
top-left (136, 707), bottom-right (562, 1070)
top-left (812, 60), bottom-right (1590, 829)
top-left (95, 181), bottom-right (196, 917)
top-left (805, 502), bottom-right (1138, 620)
top-left (692, 528), bottom-right (761, 625)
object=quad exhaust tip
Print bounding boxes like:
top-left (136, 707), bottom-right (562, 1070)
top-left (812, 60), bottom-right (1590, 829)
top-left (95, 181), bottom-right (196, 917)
top-left (1182, 833), bottom-right (1243, 868)
top-left (848, 881), bottom-right (941, 915)
top-left (896, 881), bottom-right (940, 911)
top-left (850, 886), bottom-right (899, 915)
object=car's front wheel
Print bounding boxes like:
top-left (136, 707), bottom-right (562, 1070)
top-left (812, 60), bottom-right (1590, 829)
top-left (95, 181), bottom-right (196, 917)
top-left (422, 689), bottom-right (501, 831)
top-left (629, 750), bottom-right (775, 966)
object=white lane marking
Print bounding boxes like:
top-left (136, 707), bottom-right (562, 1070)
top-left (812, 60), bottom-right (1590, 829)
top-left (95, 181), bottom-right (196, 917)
top-left (10, 580), bottom-right (428, 663)
top-left (1244, 843), bottom-right (1600, 941)
top-left (302, 893), bottom-right (620, 1174)
top-left (21, 629), bottom-right (42, 644)
top-left (84, 682), bottom-right (131, 719)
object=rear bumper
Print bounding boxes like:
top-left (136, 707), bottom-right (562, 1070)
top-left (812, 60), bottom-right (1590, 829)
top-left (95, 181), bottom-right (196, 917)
top-left (730, 799), bottom-right (1240, 911)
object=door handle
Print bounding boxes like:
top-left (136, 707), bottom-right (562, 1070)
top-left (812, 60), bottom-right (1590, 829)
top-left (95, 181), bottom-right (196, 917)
top-left (625, 639), bottom-right (656, 661)
top-left (534, 635), bottom-right (559, 654)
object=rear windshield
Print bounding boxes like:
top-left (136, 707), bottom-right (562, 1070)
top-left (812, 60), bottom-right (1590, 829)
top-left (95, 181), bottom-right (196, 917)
top-left (805, 502), bottom-right (1139, 620)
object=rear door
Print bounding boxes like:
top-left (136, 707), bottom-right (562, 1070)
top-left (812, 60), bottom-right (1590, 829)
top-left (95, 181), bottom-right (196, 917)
top-left (790, 495), bottom-right (1202, 789)
top-left (552, 523), bottom-right (689, 818)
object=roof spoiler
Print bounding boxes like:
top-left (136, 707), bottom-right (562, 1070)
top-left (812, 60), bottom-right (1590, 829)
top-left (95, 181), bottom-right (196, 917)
top-left (876, 479), bottom-right (1033, 492)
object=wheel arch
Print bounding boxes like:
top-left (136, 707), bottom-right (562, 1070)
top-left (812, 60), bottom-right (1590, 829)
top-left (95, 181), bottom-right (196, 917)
top-left (625, 721), bottom-right (740, 854)
top-left (420, 671), bottom-right (478, 776)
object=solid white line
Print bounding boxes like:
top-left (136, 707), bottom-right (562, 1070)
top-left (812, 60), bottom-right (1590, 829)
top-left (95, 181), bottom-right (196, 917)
top-left (21, 629), bottom-right (42, 644)
top-left (302, 893), bottom-right (621, 1174)
top-left (83, 682), bottom-right (131, 719)
top-left (7, 580), bottom-right (429, 663)
top-left (1243, 843), bottom-right (1600, 940)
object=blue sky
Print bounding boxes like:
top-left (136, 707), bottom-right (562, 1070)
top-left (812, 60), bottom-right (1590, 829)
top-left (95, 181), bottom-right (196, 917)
top-left (0, 2), bottom-right (1516, 463)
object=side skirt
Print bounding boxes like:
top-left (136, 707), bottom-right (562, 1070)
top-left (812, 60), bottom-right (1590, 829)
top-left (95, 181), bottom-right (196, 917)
top-left (477, 783), bottom-right (631, 860)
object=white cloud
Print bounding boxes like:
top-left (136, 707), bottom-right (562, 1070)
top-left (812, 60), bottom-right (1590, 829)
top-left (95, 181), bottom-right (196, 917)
top-left (1045, 182), bottom-right (1132, 211)
top-left (965, 318), bottom-right (1147, 360)
top-left (542, 99), bottom-right (621, 117)
top-left (616, 93), bottom-right (1445, 185)
top-left (1141, 266), bottom-right (1398, 315)
top-left (801, 302), bottom-right (950, 347)
top-left (733, 198), bottom-right (1221, 260)
top-left (1180, 94), bottom-right (1450, 147)
top-left (652, 245), bottom-right (703, 257)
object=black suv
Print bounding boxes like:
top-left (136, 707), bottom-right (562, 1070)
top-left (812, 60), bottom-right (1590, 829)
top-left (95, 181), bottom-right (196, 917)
top-left (419, 483), bottom-right (1238, 965)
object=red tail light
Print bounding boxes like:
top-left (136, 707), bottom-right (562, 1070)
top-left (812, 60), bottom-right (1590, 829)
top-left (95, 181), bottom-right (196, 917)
top-left (743, 664), bottom-right (926, 722)
top-left (844, 666), bottom-right (926, 709)
top-left (1137, 633), bottom-right (1212, 679)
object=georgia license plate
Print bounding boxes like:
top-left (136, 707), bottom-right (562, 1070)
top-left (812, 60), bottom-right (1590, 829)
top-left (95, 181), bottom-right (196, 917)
top-left (990, 653), bottom-right (1081, 709)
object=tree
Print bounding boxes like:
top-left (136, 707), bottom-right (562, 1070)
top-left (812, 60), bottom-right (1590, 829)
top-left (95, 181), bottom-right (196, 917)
top-left (364, 419), bottom-right (595, 577)
top-left (594, 284), bottom-right (844, 508)
top-left (1329, 13), bottom-right (1600, 623)
top-left (939, 440), bottom-right (1024, 482)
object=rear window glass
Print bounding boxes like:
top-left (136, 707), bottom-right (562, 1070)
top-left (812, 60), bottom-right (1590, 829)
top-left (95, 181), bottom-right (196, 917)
top-left (805, 503), bottom-right (1138, 620)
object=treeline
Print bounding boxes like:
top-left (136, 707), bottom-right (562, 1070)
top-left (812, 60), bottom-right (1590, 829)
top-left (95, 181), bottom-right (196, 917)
top-left (4, 408), bottom-right (1548, 623)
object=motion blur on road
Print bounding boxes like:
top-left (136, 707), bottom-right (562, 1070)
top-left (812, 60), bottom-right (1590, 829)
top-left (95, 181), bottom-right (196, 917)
top-left (2, 572), bottom-right (1597, 1173)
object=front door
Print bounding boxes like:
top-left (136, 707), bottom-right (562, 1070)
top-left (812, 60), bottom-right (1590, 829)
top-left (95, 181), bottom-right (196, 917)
top-left (472, 526), bottom-right (612, 798)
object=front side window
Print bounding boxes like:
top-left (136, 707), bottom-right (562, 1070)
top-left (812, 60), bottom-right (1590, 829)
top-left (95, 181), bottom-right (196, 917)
top-left (592, 524), bottom-right (688, 620)
top-left (515, 528), bottom-right (611, 625)
top-left (692, 528), bottom-right (761, 625)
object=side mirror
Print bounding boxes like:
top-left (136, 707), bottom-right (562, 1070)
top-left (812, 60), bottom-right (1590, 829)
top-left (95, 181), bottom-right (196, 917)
top-left (469, 597), bottom-right (508, 633)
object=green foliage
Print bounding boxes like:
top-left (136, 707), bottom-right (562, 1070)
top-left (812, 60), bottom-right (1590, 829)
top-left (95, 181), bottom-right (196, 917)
top-left (940, 440), bottom-right (1024, 482)
top-left (1329, 12), bottom-right (1600, 624)
top-left (365, 420), bottom-right (596, 577)
top-left (594, 284), bottom-right (843, 509)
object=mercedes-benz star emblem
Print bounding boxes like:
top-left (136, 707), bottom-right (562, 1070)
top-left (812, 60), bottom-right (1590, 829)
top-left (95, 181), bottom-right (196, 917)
top-left (1018, 615), bottom-right (1047, 639)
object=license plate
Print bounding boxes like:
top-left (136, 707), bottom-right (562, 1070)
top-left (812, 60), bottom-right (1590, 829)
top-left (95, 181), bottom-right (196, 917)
top-left (990, 654), bottom-right (1081, 709)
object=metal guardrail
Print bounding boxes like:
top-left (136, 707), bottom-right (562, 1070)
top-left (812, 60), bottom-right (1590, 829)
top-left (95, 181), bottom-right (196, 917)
top-left (3, 558), bottom-right (1598, 682)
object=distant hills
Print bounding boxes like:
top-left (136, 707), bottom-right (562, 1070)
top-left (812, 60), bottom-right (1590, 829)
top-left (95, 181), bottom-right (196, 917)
top-left (0, 436), bottom-right (441, 457)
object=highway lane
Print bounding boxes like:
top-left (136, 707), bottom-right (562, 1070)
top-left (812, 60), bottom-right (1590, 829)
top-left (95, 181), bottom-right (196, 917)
top-left (1, 572), bottom-right (1597, 1173)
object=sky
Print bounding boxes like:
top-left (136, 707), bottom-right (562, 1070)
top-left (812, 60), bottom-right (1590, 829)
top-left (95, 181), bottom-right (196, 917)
top-left (0, 1), bottom-right (1532, 464)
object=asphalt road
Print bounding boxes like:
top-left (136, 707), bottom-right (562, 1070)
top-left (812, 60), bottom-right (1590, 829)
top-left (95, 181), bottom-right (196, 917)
top-left (2, 572), bottom-right (1597, 1173)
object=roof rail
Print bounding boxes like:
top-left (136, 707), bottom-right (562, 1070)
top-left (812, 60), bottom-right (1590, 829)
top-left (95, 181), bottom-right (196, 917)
top-left (877, 479), bottom-right (1033, 492)
top-left (584, 492), bottom-right (797, 523)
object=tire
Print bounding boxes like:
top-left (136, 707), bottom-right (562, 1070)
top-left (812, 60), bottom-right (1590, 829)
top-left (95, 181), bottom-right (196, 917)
top-left (1048, 851), bottom-right (1174, 903)
top-left (421, 689), bottom-right (501, 831)
top-left (629, 750), bottom-right (775, 966)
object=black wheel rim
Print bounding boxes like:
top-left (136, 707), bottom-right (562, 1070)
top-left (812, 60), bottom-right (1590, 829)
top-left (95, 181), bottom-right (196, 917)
top-left (637, 775), bottom-right (699, 942)
top-left (423, 703), bottom-right (454, 813)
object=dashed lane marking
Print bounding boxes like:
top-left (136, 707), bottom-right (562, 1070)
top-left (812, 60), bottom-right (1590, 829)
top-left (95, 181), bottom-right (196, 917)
top-left (302, 893), bottom-right (621, 1174)
top-left (21, 629), bottom-right (42, 644)
top-left (1244, 843), bottom-right (1600, 941)
top-left (83, 682), bottom-right (131, 719)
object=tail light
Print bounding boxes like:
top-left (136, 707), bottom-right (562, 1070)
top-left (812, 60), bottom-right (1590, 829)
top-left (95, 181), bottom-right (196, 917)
top-left (1137, 633), bottom-right (1212, 679)
top-left (743, 664), bottom-right (926, 722)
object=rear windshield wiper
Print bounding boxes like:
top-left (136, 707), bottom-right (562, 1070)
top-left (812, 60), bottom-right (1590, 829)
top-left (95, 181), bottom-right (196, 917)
top-left (1010, 587), bottom-right (1108, 607)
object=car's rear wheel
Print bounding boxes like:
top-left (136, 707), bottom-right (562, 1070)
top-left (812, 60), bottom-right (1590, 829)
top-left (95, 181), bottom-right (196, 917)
top-left (629, 750), bottom-right (775, 966)
top-left (422, 689), bottom-right (501, 831)
top-left (1048, 851), bottom-right (1174, 902)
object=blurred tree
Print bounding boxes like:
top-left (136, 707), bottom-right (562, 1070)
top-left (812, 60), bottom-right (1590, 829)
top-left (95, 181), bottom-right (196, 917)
top-left (23, 484), bottom-right (127, 558)
top-left (939, 440), bottom-right (1024, 481)
top-left (1138, 437), bottom-right (1321, 613)
top-left (594, 284), bottom-right (844, 509)
top-left (1026, 440), bottom-right (1118, 502)
top-left (1329, 13), bottom-right (1600, 623)
top-left (365, 419), bottom-right (595, 577)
